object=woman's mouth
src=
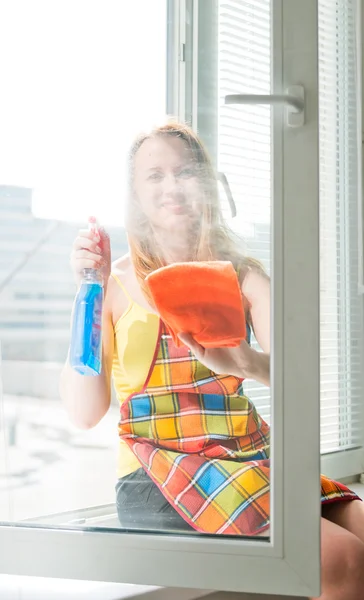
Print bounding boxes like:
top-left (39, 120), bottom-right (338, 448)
top-left (162, 201), bottom-right (188, 215)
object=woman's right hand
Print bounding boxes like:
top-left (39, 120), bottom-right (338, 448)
top-left (70, 227), bottom-right (111, 287)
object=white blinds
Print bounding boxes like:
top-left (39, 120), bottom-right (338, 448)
top-left (318, 0), bottom-right (363, 454)
top-left (217, 0), bottom-right (363, 454)
top-left (217, 0), bottom-right (271, 421)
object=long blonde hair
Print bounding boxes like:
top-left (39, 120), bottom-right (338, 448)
top-left (125, 120), bottom-right (262, 301)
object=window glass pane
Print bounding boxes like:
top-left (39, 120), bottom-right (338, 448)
top-left (318, 0), bottom-right (364, 456)
top-left (0, 0), bottom-right (273, 540)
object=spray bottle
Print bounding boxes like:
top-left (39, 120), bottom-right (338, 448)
top-left (69, 217), bottom-right (104, 375)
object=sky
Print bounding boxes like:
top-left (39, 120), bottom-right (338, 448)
top-left (0, 0), bottom-right (167, 225)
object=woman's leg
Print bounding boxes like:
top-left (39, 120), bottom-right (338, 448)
top-left (261, 516), bottom-right (364, 599)
top-left (260, 515), bottom-right (364, 599)
top-left (322, 499), bottom-right (364, 543)
top-left (312, 517), bottom-right (364, 600)
top-left (115, 468), bottom-right (194, 532)
top-left (115, 474), bottom-right (364, 598)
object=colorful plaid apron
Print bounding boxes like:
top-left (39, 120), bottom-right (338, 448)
top-left (118, 322), bottom-right (359, 536)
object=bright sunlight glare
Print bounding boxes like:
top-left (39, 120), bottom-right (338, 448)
top-left (0, 0), bottom-right (167, 226)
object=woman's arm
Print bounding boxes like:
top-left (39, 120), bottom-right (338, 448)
top-left (59, 277), bottom-right (115, 429)
top-left (241, 268), bottom-right (270, 386)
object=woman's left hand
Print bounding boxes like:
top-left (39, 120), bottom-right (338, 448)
top-left (178, 333), bottom-right (269, 384)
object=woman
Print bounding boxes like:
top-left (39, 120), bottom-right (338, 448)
top-left (61, 121), bottom-right (364, 599)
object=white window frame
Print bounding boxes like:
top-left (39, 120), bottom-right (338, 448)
top-left (0, 1), bottom-right (322, 596)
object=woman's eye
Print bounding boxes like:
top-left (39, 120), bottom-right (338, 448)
top-left (178, 168), bottom-right (195, 178)
top-left (148, 172), bottom-right (163, 181)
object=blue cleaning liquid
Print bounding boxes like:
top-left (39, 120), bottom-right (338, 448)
top-left (69, 269), bottom-right (104, 376)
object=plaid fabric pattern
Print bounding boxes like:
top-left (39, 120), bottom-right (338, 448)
top-left (147, 330), bottom-right (246, 396)
top-left (321, 475), bottom-right (359, 504)
top-left (119, 325), bottom-right (359, 536)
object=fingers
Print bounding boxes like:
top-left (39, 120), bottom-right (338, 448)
top-left (178, 333), bottom-right (205, 358)
top-left (70, 227), bottom-right (110, 282)
top-left (98, 227), bottom-right (111, 255)
top-left (73, 231), bottom-right (101, 253)
top-left (73, 257), bottom-right (104, 270)
top-left (99, 227), bottom-right (110, 243)
top-left (73, 248), bottom-right (104, 264)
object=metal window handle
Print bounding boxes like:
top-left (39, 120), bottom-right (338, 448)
top-left (217, 172), bottom-right (237, 218)
top-left (225, 85), bottom-right (305, 128)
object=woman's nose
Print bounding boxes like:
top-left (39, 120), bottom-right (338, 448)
top-left (163, 173), bottom-right (181, 195)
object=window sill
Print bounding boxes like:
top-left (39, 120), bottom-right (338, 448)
top-left (0, 577), bottom-right (211, 600)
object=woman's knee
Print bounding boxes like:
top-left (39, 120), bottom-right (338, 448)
top-left (320, 518), bottom-right (364, 598)
top-left (339, 536), bottom-right (364, 586)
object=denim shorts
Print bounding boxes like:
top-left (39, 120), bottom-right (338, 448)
top-left (115, 468), bottom-right (193, 532)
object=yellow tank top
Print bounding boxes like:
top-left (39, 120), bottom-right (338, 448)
top-left (110, 272), bottom-right (160, 478)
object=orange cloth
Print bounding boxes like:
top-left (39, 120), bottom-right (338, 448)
top-left (146, 261), bottom-right (246, 348)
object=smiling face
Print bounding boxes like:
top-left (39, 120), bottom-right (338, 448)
top-left (127, 121), bottom-right (247, 302)
top-left (132, 135), bottom-right (203, 233)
